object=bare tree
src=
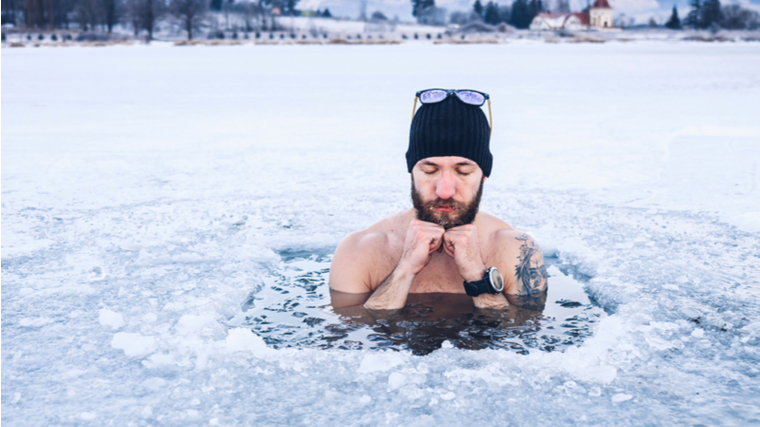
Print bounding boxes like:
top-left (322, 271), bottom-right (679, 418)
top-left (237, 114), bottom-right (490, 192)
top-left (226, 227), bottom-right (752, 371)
top-left (169, 0), bottom-right (205, 39)
top-left (56, 0), bottom-right (79, 28)
top-left (721, 3), bottom-right (759, 29)
top-left (134, 0), bottom-right (165, 40)
top-left (449, 10), bottom-right (481, 24)
top-left (236, 1), bottom-right (265, 32)
top-left (103, 0), bottom-right (121, 32)
top-left (76, 0), bottom-right (103, 30)
top-left (553, 0), bottom-right (570, 13)
top-left (124, 0), bottom-right (165, 40)
top-left (25, 0), bottom-right (45, 27)
top-left (126, 0), bottom-right (143, 35)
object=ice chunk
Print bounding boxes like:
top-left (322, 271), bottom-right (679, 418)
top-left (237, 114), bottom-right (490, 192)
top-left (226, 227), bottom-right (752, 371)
top-left (80, 412), bottom-right (96, 420)
top-left (111, 333), bottom-right (156, 357)
top-left (99, 309), bottom-right (124, 329)
top-left (141, 406), bottom-right (153, 418)
top-left (19, 317), bottom-right (54, 327)
top-left (224, 328), bottom-right (273, 357)
top-left (612, 394), bottom-right (633, 403)
top-left (739, 322), bottom-right (760, 343)
top-left (176, 314), bottom-right (217, 335)
top-left (142, 352), bottom-right (173, 369)
top-left (357, 352), bottom-right (405, 374)
top-left (388, 372), bottom-right (406, 390)
top-left (440, 392), bottom-right (456, 401)
top-left (142, 377), bottom-right (166, 391)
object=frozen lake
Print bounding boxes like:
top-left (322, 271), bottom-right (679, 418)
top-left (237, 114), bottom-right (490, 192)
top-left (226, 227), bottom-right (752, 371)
top-left (3, 42), bottom-right (760, 425)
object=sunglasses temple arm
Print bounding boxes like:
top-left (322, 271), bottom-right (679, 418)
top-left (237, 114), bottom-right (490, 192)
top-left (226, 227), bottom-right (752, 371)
top-left (487, 98), bottom-right (493, 137)
top-left (411, 96), bottom-right (418, 123)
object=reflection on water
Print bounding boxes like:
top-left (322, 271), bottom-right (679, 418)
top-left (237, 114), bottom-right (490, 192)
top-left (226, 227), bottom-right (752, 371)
top-left (241, 249), bottom-right (605, 356)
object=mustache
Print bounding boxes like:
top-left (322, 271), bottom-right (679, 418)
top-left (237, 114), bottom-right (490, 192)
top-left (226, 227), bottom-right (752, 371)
top-left (425, 198), bottom-right (466, 210)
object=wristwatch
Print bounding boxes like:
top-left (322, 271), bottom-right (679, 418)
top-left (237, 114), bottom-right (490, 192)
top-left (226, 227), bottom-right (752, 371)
top-left (463, 267), bottom-right (504, 297)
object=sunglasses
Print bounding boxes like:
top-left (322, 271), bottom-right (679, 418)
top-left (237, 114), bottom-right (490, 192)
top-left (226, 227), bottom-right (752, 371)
top-left (412, 89), bottom-right (492, 136)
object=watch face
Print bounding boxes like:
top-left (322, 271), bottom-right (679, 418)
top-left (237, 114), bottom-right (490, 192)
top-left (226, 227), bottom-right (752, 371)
top-left (489, 267), bottom-right (504, 292)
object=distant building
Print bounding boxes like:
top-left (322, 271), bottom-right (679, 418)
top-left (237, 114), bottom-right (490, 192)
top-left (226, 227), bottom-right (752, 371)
top-left (529, 0), bottom-right (614, 30)
top-left (529, 12), bottom-right (589, 30)
top-left (589, 0), bottom-right (614, 28)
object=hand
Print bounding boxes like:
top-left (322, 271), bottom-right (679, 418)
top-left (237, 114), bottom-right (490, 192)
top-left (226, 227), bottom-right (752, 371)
top-left (442, 224), bottom-right (487, 283)
top-left (399, 219), bottom-right (446, 276)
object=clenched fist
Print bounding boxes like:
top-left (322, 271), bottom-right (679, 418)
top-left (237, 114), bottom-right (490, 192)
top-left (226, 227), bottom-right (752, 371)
top-left (442, 224), bottom-right (487, 283)
top-left (400, 219), bottom-right (446, 275)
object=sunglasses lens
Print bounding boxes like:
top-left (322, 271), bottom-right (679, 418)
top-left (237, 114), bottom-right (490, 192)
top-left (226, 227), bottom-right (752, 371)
top-left (419, 90), bottom-right (447, 104)
top-left (456, 91), bottom-right (485, 106)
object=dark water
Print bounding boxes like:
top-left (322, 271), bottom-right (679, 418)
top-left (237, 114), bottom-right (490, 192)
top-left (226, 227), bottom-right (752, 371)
top-left (241, 249), bottom-right (605, 355)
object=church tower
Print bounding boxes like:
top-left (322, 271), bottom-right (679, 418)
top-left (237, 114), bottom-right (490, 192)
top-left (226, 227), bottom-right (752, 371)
top-left (589, 0), bottom-right (614, 28)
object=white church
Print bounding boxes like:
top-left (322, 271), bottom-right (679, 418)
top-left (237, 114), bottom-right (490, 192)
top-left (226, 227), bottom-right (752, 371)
top-left (529, 0), bottom-right (614, 30)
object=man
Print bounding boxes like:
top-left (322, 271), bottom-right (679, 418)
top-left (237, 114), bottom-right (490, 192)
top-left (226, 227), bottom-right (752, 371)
top-left (330, 89), bottom-right (548, 310)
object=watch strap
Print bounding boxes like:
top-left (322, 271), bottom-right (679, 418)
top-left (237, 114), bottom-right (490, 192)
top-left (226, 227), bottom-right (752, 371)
top-left (463, 275), bottom-right (494, 297)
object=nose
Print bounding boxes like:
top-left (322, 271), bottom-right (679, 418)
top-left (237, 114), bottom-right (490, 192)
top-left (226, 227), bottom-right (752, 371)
top-left (435, 172), bottom-right (456, 200)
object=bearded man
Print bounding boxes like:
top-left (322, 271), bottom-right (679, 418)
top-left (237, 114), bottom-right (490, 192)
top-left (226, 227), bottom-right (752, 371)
top-left (329, 89), bottom-right (548, 310)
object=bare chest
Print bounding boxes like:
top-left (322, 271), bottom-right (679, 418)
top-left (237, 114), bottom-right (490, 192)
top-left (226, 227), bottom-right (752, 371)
top-left (409, 252), bottom-right (468, 294)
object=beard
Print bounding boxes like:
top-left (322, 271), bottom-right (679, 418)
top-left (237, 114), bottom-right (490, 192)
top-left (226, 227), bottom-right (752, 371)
top-left (411, 178), bottom-right (484, 230)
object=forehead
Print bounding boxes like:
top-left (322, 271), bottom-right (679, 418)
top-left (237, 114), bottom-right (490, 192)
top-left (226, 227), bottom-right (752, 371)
top-left (414, 156), bottom-right (478, 168)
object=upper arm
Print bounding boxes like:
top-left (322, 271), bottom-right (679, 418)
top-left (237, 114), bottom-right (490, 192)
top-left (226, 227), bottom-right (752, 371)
top-left (329, 232), bottom-right (385, 294)
top-left (493, 231), bottom-right (549, 296)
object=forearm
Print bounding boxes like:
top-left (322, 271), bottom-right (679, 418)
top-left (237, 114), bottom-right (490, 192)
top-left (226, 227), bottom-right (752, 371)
top-left (363, 263), bottom-right (416, 310)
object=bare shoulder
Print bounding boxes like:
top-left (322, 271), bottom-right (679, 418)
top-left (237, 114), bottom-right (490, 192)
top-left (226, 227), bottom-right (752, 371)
top-left (329, 211), bottom-right (409, 293)
top-left (487, 225), bottom-right (549, 296)
top-left (476, 212), bottom-right (515, 234)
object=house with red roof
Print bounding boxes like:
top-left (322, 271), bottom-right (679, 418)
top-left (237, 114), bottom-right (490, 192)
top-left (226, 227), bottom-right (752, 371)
top-left (530, 12), bottom-right (589, 30)
top-left (529, 0), bottom-right (613, 30)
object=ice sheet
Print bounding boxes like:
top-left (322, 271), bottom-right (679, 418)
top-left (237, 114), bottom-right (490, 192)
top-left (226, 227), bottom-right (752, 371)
top-left (2, 42), bottom-right (760, 425)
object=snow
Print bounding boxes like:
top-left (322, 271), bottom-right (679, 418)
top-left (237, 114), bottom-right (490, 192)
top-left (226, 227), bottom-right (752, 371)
top-left (111, 332), bottom-right (157, 357)
top-left (3, 42), bottom-right (760, 425)
top-left (98, 308), bottom-right (125, 329)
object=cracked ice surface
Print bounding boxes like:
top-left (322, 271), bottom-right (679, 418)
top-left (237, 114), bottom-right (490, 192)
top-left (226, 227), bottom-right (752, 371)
top-left (2, 42), bottom-right (760, 425)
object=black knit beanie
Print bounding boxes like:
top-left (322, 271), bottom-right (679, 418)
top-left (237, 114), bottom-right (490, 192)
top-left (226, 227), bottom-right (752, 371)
top-left (407, 95), bottom-right (492, 177)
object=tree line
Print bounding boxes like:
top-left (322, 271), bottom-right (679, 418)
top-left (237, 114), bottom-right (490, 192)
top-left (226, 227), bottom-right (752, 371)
top-left (424, 0), bottom-right (759, 30)
top-left (4, 0), bottom-right (758, 37)
top-left (664, 0), bottom-right (758, 30)
top-left (1, 0), bottom-right (305, 39)
top-left (417, 0), bottom-right (545, 29)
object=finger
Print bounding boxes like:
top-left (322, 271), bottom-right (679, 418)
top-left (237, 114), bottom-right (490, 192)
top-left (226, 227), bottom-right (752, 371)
top-left (428, 234), bottom-right (442, 250)
top-left (429, 241), bottom-right (442, 255)
top-left (444, 240), bottom-right (455, 258)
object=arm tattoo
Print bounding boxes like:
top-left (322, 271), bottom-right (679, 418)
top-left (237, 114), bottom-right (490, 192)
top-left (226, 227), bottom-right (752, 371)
top-left (514, 234), bottom-right (548, 295)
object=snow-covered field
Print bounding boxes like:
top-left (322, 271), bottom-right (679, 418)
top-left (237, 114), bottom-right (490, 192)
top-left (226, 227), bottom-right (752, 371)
top-left (2, 42), bottom-right (760, 425)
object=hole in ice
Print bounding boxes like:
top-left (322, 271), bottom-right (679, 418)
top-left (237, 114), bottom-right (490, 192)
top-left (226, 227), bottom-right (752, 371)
top-left (240, 249), bottom-right (605, 355)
